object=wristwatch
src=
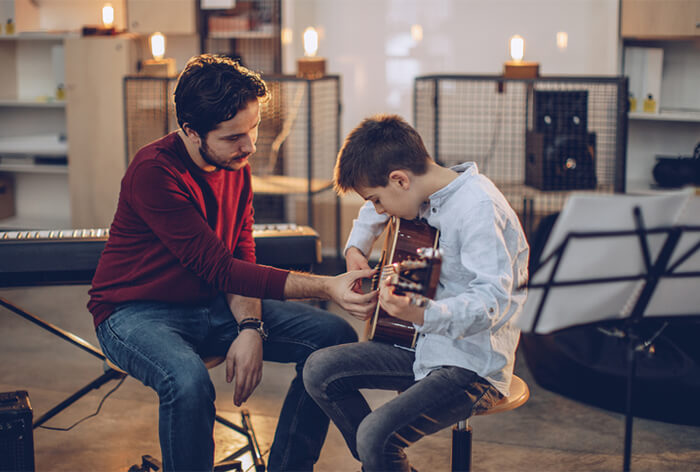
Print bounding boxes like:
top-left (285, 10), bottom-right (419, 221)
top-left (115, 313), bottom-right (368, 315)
top-left (237, 317), bottom-right (268, 341)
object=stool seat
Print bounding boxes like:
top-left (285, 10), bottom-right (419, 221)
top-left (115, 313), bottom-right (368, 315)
top-left (476, 375), bottom-right (529, 416)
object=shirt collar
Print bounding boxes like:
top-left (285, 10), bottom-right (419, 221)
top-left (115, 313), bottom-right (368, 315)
top-left (420, 162), bottom-right (479, 217)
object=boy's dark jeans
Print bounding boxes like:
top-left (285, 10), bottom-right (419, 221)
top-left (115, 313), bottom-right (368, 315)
top-left (303, 342), bottom-right (503, 472)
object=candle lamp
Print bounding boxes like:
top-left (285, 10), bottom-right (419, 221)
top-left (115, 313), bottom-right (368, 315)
top-left (82, 3), bottom-right (117, 35)
top-left (141, 32), bottom-right (176, 77)
top-left (297, 27), bottom-right (326, 80)
top-left (503, 35), bottom-right (539, 79)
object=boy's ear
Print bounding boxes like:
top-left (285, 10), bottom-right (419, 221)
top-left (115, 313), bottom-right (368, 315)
top-left (388, 170), bottom-right (411, 190)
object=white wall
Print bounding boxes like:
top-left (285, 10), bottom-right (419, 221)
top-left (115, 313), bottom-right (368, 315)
top-left (283, 0), bottom-right (620, 137)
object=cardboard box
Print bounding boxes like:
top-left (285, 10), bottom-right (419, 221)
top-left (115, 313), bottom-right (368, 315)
top-left (0, 173), bottom-right (15, 219)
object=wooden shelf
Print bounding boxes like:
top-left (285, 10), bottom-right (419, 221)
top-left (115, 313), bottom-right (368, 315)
top-left (0, 134), bottom-right (68, 157)
top-left (0, 162), bottom-right (67, 174)
top-left (0, 32), bottom-right (78, 41)
top-left (0, 215), bottom-right (71, 230)
top-left (0, 99), bottom-right (65, 108)
top-left (208, 30), bottom-right (277, 39)
top-left (629, 111), bottom-right (700, 123)
top-left (251, 175), bottom-right (333, 195)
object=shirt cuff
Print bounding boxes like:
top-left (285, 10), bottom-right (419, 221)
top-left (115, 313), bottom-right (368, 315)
top-left (414, 301), bottom-right (448, 334)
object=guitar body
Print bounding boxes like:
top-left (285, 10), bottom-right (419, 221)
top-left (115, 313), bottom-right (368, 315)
top-left (366, 217), bottom-right (440, 348)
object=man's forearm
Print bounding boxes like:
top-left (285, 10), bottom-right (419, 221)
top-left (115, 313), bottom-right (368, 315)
top-left (226, 294), bottom-right (262, 322)
top-left (283, 272), bottom-right (331, 300)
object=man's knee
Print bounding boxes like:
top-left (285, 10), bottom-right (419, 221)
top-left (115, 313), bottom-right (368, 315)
top-left (160, 360), bottom-right (214, 407)
top-left (317, 314), bottom-right (358, 347)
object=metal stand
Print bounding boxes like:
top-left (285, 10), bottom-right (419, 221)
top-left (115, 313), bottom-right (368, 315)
top-left (525, 204), bottom-right (699, 471)
top-left (0, 296), bottom-right (126, 428)
top-left (1, 296), bottom-right (266, 471)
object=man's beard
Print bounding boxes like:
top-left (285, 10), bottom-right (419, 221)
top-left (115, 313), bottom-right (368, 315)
top-left (199, 142), bottom-right (249, 171)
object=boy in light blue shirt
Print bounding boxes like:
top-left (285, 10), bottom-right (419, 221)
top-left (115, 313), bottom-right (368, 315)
top-left (303, 114), bottom-right (529, 471)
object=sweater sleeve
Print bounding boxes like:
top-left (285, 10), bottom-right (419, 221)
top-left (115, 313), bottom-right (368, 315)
top-left (128, 161), bottom-right (288, 299)
top-left (233, 185), bottom-right (256, 263)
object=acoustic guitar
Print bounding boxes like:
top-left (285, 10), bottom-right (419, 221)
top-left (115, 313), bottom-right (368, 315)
top-left (366, 217), bottom-right (441, 349)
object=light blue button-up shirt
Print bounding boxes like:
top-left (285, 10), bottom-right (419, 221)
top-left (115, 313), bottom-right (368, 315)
top-left (345, 162), bottom-right (529, 396)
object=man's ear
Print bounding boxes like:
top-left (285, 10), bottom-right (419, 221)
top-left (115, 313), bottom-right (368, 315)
top-left (182, 124), bottom-right (201, 145)
top-left (388, 170), bottom-right (411, 190)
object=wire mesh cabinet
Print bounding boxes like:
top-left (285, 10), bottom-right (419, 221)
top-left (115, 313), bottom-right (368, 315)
top-left (198, 0), bottom-right (282, 74)
top-left (124, 75), bottom-right (342, 255)
top-left (414, 75), bottom-right (628, 236)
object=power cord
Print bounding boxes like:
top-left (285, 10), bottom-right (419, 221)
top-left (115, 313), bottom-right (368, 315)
top-left (37, 375), bottom-right (126, 431)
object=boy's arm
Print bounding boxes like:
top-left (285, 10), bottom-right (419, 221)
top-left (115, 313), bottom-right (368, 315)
top-left (344, 201), bottom-right (389, 261)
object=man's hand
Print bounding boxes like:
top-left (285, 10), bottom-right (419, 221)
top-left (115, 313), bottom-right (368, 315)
top-left (327, 269), bottom-right (378, 321)
top-left (345, 247), bottom-right (371, 293)
top-left (378, 276), bottom-right (426, 326)
top-left (225, 329), bottom-right (263, 407)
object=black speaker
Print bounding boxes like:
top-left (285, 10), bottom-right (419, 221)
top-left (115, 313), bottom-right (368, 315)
top-left (534, 90), bottom-right (588, 135)
top-left (0, 391), bottom-right (35, 472)
top-left (525, 130), bottom-right (597, 190)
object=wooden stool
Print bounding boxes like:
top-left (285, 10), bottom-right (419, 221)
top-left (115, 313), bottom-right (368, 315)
top-left (451, 375), bottom-right (530, 472)
top-left (106, 356), bottom-right (264, 472)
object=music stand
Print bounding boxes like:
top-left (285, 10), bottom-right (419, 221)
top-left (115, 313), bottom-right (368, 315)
top-left (516, 190), bottom-right (700, 471)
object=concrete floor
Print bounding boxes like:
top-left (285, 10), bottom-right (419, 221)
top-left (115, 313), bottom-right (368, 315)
top-left (2, 284), bottom-right (700, 472)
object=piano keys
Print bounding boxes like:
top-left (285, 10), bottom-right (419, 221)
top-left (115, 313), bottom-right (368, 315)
top-left (0, 224), bottom-right (320, 287)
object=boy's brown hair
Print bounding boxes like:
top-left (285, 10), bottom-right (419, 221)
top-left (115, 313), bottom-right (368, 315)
top-left (334, 114), bottom-right (432, 195)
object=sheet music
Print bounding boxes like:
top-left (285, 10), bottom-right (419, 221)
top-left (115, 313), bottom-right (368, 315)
top-left (645, 196), bottom-right (700, 317)
top-left (516, 190), bottom-right (693, 334)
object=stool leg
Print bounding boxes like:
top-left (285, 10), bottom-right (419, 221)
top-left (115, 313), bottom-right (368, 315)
top-left (451, 420), bottom-right (472, 472)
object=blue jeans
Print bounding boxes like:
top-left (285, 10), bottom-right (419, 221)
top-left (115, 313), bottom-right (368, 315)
top-left (96, 296), bottom-right (357, 471)
top-left (303, 342), bottom-right (503, 472)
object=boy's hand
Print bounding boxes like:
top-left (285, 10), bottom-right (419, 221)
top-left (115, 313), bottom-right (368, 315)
top-left (378, 276), bottom-right (426, 326)
top-left (327, 269), bottom-right (378, 320)
top-left (345, 247), bottom-right (371, 293)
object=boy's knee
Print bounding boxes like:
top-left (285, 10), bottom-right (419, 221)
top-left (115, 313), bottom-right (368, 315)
top-left (356, 417), bottom-right (382, 465)
top-left (302, 349), bottom-right (328, 398)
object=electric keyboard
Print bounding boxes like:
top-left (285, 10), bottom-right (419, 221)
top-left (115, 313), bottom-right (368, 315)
top-left (0, 224), bottom-right (320, 287)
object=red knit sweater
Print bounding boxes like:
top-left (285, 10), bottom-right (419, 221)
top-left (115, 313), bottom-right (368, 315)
top-left (88, 132), bottom-right (289, 327)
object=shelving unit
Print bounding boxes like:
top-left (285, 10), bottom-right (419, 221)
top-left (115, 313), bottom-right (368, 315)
top-left (198, 0), bottom-right (282, 74)
top-left (0, 32), bottom-right (71, 229)
top-left (620, 0), bottom-right (700, 192)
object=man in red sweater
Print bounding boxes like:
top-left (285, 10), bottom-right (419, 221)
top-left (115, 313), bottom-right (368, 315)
top-left (88, 54), bottom-right (376, 471)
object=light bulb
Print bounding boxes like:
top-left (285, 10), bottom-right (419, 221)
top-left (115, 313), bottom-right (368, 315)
top-left (411, 24), bottom-right (423, 42)
top-left (303, 27), bottom-right (318, 57)
top-left (556, 32), bottom-right (568, 51)
top-left (150, 32), bottom-right (166, 61)
top-left (509, 35), bottom-right (524, 62)
top-left (102, 3), bottom-right (114, 28)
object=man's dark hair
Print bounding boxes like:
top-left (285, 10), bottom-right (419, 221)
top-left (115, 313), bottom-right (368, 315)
top-left (334, 114), bottom-right (432, 194)
top-left (174, 54), bottom-right (269, 137)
